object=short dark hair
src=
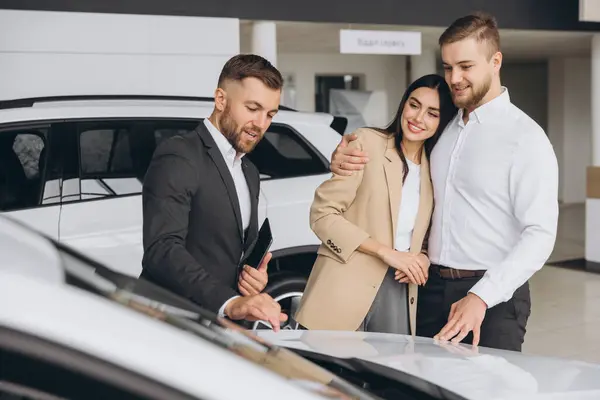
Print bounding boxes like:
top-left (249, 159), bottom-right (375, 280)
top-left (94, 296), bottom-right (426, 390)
top-left (439, 12), bottom-right (500, 59)
top-left (217, 54), bottom-right (283, 90)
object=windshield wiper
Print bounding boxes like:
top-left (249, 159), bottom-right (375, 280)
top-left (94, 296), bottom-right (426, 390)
top-left (108, 287), bottom-right (381, 400)
top-left (290, 348), bottom-right (467, 400)
top-left (57, 244), bottom-right (378, 400)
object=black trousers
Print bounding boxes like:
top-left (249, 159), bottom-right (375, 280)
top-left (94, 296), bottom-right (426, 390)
top-left (416, 264), bottom-right (531, 352)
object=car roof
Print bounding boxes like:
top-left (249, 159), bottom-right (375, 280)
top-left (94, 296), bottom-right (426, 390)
top-left (0, 95), bottom-right (335, 127)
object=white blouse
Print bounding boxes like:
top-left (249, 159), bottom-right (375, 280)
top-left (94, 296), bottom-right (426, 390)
top-left (394, 159), bottom-right (421, 252)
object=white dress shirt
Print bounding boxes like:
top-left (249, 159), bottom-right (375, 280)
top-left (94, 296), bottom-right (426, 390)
top-left (428, 88), bottom-right (559, 308)
top-left (395, 159), bottom-right (421, 252)
top-left (203, 119), bottom-right (252, 316)
top-left (204, 119), bottom-right (251, 231)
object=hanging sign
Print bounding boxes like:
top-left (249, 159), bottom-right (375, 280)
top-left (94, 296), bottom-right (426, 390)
top-left (340, 29), bottom-right (421, 55)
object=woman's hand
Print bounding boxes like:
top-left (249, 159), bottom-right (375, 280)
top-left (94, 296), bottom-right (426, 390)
top-left (378, 247), bottom-right (427, 286)
top-left (395, 253), bottom-right (430, 284)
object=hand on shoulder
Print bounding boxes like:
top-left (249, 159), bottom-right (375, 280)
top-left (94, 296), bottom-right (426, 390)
top-left (330, 130), bottom-right (371, 176)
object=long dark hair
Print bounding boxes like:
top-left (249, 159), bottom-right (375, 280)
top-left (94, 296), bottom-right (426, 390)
top-left (375, 74), bottom-right (457, 182)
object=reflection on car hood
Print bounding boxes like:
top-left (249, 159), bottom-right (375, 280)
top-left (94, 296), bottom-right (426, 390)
top-left (257, 330), bottom-right (600, 400)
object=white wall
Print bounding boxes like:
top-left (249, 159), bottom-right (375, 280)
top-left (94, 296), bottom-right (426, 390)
top-left (547, 57), bottom-right (592, 204)
top-left (0, 10), bottom-right (240, 100)
top-left (410, 49), bottom-right (438, 82)
top-left (277, 53), bottom-right (407, 127)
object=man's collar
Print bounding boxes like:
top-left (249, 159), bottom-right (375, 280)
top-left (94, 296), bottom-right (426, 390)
top-left (459, 86), bottom-right (510, 125)
top-left (203, 118), bottom-right (245, 161)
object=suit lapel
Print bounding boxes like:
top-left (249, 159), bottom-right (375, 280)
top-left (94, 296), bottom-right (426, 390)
top-left (196, 124), bottom-right (244, 242)
top-left (242, 158), bottom-right (259, 252)
top-left (409, 147), bottom-right (433, 253)
top-left (383, 137), bottom-right (403, 238)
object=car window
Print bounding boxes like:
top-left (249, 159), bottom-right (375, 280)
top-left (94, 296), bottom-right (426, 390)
top-left (80, 129), bottom-right (133, 174)
top-left (245, 124), bottom-right (328, 180)
top-left (0, 130), bottom-right (48, 212)
top-left (76, 120), bottom-right (198, 199)
top-left (73, 119), bottom-right (328, 201)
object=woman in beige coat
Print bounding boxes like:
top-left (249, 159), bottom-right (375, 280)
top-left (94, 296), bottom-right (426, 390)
top-left (295, 74), bottom-right (457, 335)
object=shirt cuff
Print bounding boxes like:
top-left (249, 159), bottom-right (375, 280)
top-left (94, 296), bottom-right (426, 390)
top-left (218, 295), bottom-right (240, 318)
top-left (468, 277), bottom-right (498, 309)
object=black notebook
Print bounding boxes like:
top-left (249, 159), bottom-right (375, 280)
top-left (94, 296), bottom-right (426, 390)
top-left (244, 218), bottom-right (273, 269)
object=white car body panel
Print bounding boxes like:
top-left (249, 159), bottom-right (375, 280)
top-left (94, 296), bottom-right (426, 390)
top-left (258, 330), bottom-right (600, 400)
top-left (0, 271), bottom-right (323, 400)
top-left (5, 204), bottom-right (61, 240)
top-left (0, 216), bottom-right (65, 284)
top-left (59, 195), bottom-right (144, 277)
top-left (261, 175), bottom-right (329, 251)
top-left (0, 100), bottom-right (335, 127)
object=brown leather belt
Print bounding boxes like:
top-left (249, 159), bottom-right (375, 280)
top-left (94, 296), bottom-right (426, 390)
top-left (431, 265), bottom-right (486, 280)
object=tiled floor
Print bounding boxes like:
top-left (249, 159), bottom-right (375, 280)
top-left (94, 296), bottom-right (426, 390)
top-left (522, 203), bottom-right (600, 362)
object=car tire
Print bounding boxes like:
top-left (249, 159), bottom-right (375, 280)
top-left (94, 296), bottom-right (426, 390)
top-left (252, 274), bottom-right (307, 330)
top-left (265, 274), bottom-right (307, 297)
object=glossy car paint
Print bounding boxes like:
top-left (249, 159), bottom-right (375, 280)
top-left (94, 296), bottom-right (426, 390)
top-left (258, 330), bottom-right (600, 400)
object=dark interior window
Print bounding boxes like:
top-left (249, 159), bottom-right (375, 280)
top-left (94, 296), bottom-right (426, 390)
top-left (245, 124), bottom-right (328, 179)
top-left (73, 118), bottom-right (328, 201)
top-left (0, 350), bottom-right (145, 400)
top-left (0, 130), bottom-right (48, 212)
top-left (76, 121), bottom-right (198, 198)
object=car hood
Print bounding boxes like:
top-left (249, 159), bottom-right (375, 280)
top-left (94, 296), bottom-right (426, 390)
top-left (257, 330), bottom-right (600, 400)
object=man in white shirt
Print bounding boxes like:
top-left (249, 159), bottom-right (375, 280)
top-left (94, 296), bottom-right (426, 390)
top-left (330, 12), bottom-right (559, 351)
top-left (142, 54), bottom-right (288, 330)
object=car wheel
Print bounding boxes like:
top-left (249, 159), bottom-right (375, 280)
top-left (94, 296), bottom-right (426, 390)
top-left (252, 275), bottom-right (306, 331)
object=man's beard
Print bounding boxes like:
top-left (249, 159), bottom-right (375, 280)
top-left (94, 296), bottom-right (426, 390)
top-left (453, 75), bottom-right (492, 111)
top-left (218, 106), bottom-right (261, 154)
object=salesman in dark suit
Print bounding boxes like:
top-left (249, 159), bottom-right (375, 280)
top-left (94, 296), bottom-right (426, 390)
top-left (141, 54), bottom-right (287, 330)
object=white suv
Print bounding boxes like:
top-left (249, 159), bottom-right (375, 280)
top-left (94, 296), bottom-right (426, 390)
top-left (0, 95), bottom-right (345, 328)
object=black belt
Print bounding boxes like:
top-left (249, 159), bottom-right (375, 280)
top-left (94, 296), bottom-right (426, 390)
top-left (431, 265), bottom-right (486, 280)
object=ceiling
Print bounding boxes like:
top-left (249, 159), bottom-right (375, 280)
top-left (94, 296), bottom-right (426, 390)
top-left (240, 20), bottom-right (593, 60)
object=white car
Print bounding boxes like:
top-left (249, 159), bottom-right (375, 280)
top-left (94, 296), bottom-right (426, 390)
top-left (3, 216), bottom-right (600, 400)
top-left (0, 95), bottom-right (345, 329)
top-left (0, 215), bottom-right (375, 400)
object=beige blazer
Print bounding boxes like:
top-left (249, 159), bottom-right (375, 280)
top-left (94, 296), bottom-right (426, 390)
top-left (295, 128), bottom-right (433, 335)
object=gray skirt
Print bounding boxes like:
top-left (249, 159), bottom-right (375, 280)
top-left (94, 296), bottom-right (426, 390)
top-left (357, 267), bottom-right (410, 334)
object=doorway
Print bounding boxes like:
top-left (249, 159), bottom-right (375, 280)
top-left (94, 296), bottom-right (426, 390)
top-left (314, 74), bottom-right (363, 113)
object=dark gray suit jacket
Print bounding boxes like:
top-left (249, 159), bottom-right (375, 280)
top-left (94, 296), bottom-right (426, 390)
top-left (140, 122), bottom-right (260, 313)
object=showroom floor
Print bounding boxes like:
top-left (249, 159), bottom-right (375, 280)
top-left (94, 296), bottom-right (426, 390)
top-left (522, 203), bottom-right (600, 362)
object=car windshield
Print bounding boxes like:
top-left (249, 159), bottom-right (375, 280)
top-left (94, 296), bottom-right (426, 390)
top-left (54, 242), bottom-right (376, 400)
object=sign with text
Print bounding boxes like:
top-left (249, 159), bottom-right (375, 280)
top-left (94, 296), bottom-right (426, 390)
top-left (340, 29), bottom-right (421, 55)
